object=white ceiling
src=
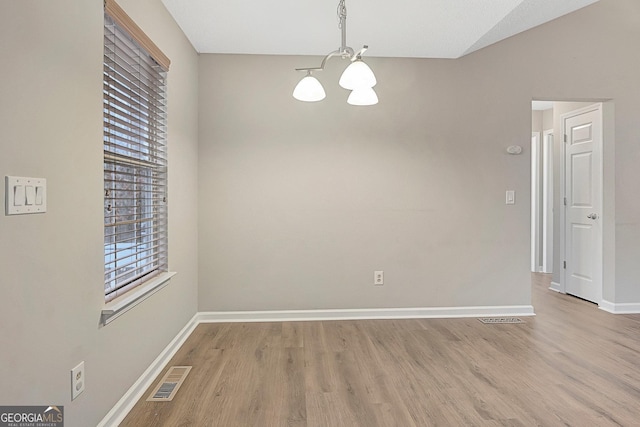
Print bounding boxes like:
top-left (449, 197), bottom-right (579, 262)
top-left (160, 0), bottom-right (599, 58)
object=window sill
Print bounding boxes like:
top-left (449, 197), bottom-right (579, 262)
top-left (101, 271), bottom-right (176, 326)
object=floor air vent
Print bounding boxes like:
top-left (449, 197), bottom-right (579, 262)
top-left (147, 366), bottom-right (192, 402)
top-left (478, 317), bottom-right (524, 324)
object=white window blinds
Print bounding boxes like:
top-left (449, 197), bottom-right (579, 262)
top-left (103, 3), bottom-right (169, 302)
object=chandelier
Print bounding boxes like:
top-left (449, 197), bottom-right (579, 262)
top-left (293, 0), bottom-right (378, 106)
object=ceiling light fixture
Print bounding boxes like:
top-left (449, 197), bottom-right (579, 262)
top-left (293, 0), bottom-right (377, 106)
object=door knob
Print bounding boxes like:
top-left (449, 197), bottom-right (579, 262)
top-left (587, 213), bottom-right (599, 220)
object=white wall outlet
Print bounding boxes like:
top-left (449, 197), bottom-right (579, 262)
top-left (71, 361), bottom-right (85, 400)
top-left (374, 270), bottom-right (384, 286)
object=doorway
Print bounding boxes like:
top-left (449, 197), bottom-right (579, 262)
top-left (531, 103), bottom-right (554, 274)
top-left (531, 101), bottom-right (606, 305)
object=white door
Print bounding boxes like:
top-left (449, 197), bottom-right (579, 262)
top-left (563, 105), bottom-right (602, 303)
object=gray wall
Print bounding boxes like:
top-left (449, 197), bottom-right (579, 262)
top-left (439, 0), bottom-right (640, 304)
top-left (197, 55), bottom-right (532, 310)
top-left (198, 0), bottom-right (640, 311)
top-left (0, 1), bottom-right (199, 426)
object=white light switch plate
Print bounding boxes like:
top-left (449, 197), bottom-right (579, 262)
top-left (506, 190), bottom-right (515, 205)
top-left (5, 176), bottom-right (47, 215)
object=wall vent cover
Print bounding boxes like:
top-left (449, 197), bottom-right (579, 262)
top-left (147, 366), bottom-right (192, 402)
top-left (478, 317), bottom-right (524, 324)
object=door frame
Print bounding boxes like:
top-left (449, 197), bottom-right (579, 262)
top-left (559, 103), bottom-right (604, 302)
top-left (531, 131), bottom-right (541, 272)
top-left (542, 129), bottom-right (554, 273)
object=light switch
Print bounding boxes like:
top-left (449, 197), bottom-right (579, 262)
top-left (13, 185), bottom-right (25, 206)
top-left (5, 176), bottom-right (47, 215)
top-left (35, 186), bottom-right (44, 205)
top-left (506, 190), bottom-right (515, 205)
top-left (25, 186), bottom-right (35, 205)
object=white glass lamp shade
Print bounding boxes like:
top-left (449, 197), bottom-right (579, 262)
top-left (339, 59), bottom-right (377, 90)
top-left (293, 74), bottom-right (326, 102)
top-left (347, 87), bottom-right (378, 106)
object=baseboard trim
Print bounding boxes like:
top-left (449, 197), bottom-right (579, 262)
top-left (196, 305), bottom-right (535, 323)
top-left (549, 281), bottom-right (563, 293)
top-left (599, 300), bottom-right (640, 314)
top-left (97, 313), bottom-right (199, 427)
top-left (101, 304), bottom-right (535, 425)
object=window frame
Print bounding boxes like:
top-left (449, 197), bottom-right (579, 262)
top-left (102, 0), bottom-right (173, 322)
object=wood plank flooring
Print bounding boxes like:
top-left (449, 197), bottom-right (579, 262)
top-left (121, 274), bottom-right (640, 426)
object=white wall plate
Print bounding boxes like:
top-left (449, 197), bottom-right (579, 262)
top-left (5, 176), bottom-right (47, 215)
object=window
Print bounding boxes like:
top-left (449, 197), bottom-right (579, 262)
top-left (103, 0), bottom-right (170, 302)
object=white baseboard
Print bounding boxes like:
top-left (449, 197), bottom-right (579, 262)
top-left (599, 300), bottom-right (640, 314)
top-left (97, 313), bottom-right (199, 427)
top-left (196, 305), bottom-right (535, 323)
top-left (101, 304), bottom-right (534, 425)
top-left (549, 281), bottom-right (563, 293)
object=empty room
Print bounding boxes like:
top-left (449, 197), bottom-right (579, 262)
top-left (1, 0), bottom-right (639, 426)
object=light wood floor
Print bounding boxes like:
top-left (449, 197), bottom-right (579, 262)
top-left (121, 274), bottom-right (640, 426)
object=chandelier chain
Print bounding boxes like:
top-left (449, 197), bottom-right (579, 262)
top-left (337, 0), bottom-right (347, 29)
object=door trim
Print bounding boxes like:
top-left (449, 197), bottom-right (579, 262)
top-left (531, 132), bottom-right (541, 272)
top-left (542, 129), bottom-right (554, 273)
top-left (559, 103), bottom-right (603, 302)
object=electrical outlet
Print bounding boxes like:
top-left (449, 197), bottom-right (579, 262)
top-left (71, 361), bottom-right (85, 400)
top-left (374, 270), bottom-right (384, 286)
